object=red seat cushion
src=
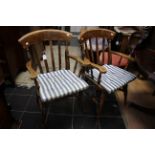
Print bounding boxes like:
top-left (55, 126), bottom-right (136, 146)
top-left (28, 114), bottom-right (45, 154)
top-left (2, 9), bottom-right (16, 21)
top-left (99, 52), bottom-right (128, 68)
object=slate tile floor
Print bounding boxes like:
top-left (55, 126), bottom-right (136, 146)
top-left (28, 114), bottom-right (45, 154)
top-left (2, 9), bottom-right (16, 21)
top-left (4, 84), bottom-right (126, 129)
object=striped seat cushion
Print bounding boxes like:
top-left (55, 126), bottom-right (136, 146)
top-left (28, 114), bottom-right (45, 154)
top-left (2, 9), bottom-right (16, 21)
top-left (37, 69), bottom-right (89, 102)
top-left (89, 64), bottom-right (136, 94)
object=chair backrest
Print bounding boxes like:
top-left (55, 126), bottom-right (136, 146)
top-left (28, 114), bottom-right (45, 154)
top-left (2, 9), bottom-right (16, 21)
top-left (18, 29), bottom-right (72, 73)
top-left (79, 28), bottom-right (116, 65)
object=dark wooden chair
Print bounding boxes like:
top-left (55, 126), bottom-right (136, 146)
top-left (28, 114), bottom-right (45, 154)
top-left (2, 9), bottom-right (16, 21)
top-left (79, 28), bottom-right (136, 118)
top-left (135, 48), bottom-right (155, 95)
top-left (18, 29), bottom-right (92, 127)
top-left (79, 28), bottom-right (135, 68)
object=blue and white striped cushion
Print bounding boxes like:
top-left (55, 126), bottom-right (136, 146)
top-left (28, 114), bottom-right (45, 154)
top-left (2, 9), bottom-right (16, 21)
top-left (90, 64), bottom-right (136, 94)
top-left (37, 69), bottom-right (89, 102)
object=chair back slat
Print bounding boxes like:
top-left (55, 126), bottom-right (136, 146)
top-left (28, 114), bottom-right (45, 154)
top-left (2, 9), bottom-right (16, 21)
top-left (65, 42), bottom-right (70, 70)
top-left (84, 41), bottom-right (90, 60)
top-left (95, 37), bottom-right (99, 64)
top-left (49, 40), bottom-right (56, 71)
top-left (73, 61), bottom-right (78, 73)
top-left (88, 38), bottom-right (94, 62)
top-left (108, 40), bottom-right (112, 64)
top-left (30, 45), bottom-right (44, 73)
top-left (101, 39), bottom-right (105, 63)
top-left (42, 50), bottom-right (49, 72)
top-left (58, 42), bottom-right (62, 70)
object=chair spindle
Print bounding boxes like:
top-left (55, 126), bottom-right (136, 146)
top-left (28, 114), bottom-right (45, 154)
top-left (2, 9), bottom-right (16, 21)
top-left (49, 40), bottom-right (56, 71)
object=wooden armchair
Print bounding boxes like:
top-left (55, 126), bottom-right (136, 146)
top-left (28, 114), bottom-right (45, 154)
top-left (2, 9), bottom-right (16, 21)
top-left (18, 29), bottom-right (93, 126)
top-left (79, 28), bottom-right (135, 69)
top-left (79, 28), bottom-right (136, 118)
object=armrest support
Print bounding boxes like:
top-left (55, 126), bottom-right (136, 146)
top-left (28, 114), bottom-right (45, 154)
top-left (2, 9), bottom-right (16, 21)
top-left (26, 60), bottom-right (38, 79)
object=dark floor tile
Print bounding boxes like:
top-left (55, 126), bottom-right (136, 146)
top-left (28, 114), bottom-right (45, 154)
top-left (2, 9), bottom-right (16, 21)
top-left (11, 111), bottom-right (23, 121)
top-left (102, 101), bottom-right (120, 117)
top-left (21, 112), bottom-right (42, 129)
top-left (26, 96), bottom-right (40, 112)
top-left (73, 116), bottom-right (97, 129)
top-left (74, 95), bottom-right (96, 116)
top-left (13, 87), bottom-right (35, 95)
top-left (47, 114), bottom-right (72, 129)
top-left (4, 84), bottom-right (125, 129)
top-left (74, 86), bottom-right (97, 116)
top-left (5, 94), bottom-right (13, 106)
top-left (9, 95), bottom-right (30, 111)
top-left (29, 87), bottom-right (36, 94)
top-left (91, 93), bottom-right (121, 117)
top-left (4, 86), bottom-right (16, 95)
top-left (100, 117), bottom-right (126, 129)
top-left (49, 97), bottom-right (73, 115)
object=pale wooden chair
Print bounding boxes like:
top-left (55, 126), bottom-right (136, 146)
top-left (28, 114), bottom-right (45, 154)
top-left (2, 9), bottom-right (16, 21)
top-left (79, 28), bottom-right (136, 119)
top-left (18, 29), bottom-right (99, 127)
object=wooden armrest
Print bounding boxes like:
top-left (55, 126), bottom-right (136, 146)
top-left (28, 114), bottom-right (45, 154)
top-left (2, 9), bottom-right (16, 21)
top-left (89, 62), bottom-right (107, 73)
top-left (111, 51), bottom-right (135, 62)
top-left (26, 60), bottom-right (38, 79)
top-left (69, 55), bottom-right (91, 66)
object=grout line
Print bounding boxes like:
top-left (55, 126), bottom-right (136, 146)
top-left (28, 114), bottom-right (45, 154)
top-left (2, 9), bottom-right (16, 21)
top-left (11, 109), bottom-right (41, 114)
top-left (4, 90), bottom-right (16, 106)
top-left (17, 95), bottom-right (34, 122)
top-left (47, 112), bottom-right (122, 118)
top-left (9, 93), bottom-right (35, 97)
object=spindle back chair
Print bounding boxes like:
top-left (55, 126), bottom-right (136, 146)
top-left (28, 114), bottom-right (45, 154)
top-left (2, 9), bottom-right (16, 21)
top-left (18, 29), bottom-right (90, 126)
top-left (79, 28), bottom-right (136, 120)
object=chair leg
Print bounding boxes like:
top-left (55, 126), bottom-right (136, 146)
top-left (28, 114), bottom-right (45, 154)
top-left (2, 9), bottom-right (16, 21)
top-left (96, 91), bottom-right (105, 128)
top-left (35, 85), bottom-right (48, 127)
top-left (40, 101), bottom-right (49, 128)
top-left (36, 96), bottom-right (48, 128)
top-left (41, 102), bottom-right (47, 127)
top-left (123, 84), bottom-right (128, 105)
